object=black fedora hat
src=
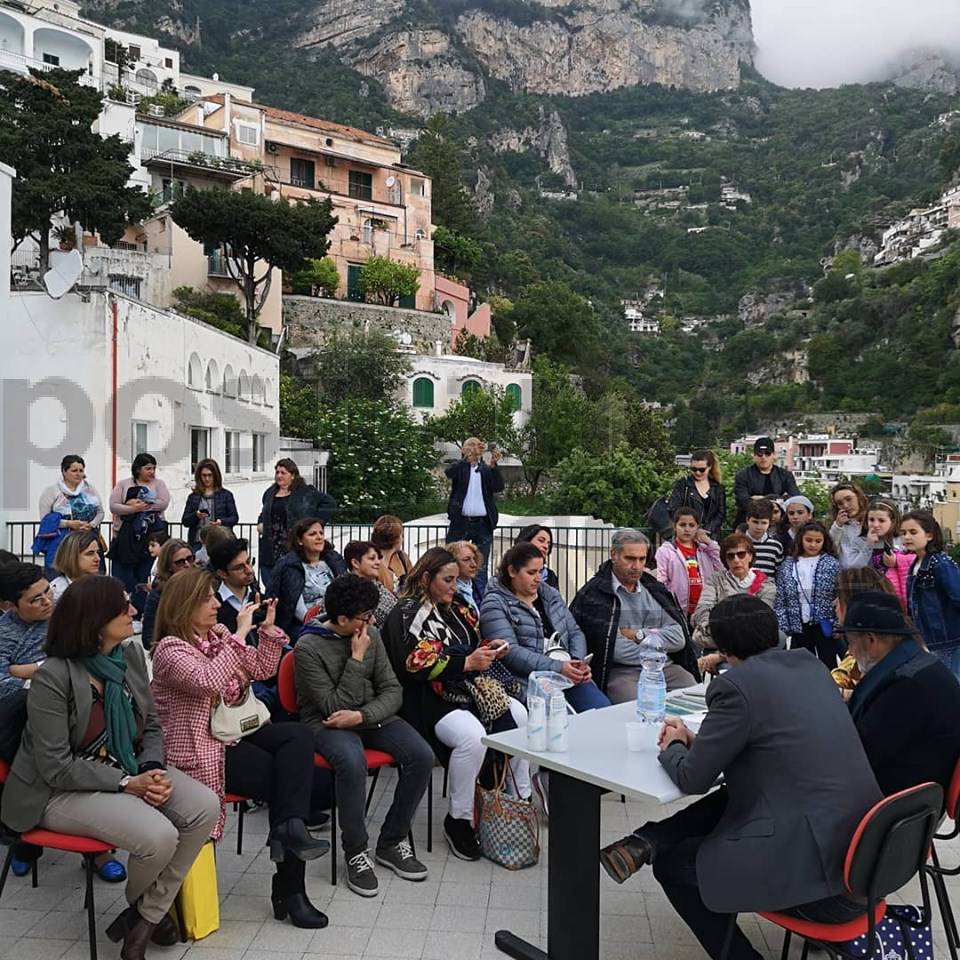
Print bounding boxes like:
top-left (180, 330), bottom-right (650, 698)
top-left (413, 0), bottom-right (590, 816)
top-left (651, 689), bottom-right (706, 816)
top-left (839, 592), bottom-right (915, 637)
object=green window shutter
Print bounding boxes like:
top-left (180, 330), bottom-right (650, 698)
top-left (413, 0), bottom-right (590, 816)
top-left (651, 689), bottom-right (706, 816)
top-left (412, 377), bottom-right (434, 408)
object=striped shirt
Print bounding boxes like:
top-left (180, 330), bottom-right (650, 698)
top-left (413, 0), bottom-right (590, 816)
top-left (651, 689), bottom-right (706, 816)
top-left (748, 533), bottom-right (783, 576)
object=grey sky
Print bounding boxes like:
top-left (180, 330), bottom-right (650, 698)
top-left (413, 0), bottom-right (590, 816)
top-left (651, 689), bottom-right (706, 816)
top-left (750, 0), bottom-right (960, 88)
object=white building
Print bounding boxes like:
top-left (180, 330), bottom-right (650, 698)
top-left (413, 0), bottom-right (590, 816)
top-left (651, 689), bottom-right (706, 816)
top-left (403, 351), bottom-right (533, 428)
top-left (874, 185), bottom-right (960, 266)
top-left (891, 474), bottom-right (947, 511)
top-left (622, 300), bottom-right (661, 335)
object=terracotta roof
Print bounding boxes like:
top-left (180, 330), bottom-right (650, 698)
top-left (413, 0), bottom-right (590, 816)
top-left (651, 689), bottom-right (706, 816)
top-left (259, 104), bottom-right (396, 148)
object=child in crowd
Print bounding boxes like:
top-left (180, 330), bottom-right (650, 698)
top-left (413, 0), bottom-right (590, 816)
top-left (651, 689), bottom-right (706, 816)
top-left (902, 511), bottom-right (960, 681)
top-left (775, 521), bottom-right (841, 668)
top-left (654, 506), bottom-right (722, 619)
top-left (196, 523), bottom-right (235, 569)
top-left (769, 498), bottom-right (785, 533)
top-left (829, 482), bottom-right (870, 568)
top-left (146, 530), bottom-right (170, 587)
top-left (780, 495), bottom-right (814, 554)
top-left (863, 500), bottom-right (912, 607)
top-left (740, 499), bottom-right (783, 576)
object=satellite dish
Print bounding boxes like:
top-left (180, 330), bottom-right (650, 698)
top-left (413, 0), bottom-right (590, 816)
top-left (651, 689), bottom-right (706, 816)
top-left (43, 249), bottom-right (83, 299)
top-left (385, 175), bottom-right (397, 187)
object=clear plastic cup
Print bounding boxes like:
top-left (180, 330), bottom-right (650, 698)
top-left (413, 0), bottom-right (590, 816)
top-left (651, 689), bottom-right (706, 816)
top-left (625, 721), bottom-right (647, 752)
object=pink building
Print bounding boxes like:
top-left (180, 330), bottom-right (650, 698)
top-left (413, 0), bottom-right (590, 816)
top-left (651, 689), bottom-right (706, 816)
top-left (435, 274), bottom-right (491, 339)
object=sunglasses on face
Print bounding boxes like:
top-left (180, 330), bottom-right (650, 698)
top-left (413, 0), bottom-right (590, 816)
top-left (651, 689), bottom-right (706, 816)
top-left (726, 550), bottom-right (750, 560)
top-left (691, 466), bottom-right (707, 474)
top-left (173, 555), bottom-right (196, 568)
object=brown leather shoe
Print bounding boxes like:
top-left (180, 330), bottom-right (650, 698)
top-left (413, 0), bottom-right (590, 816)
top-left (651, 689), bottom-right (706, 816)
top-left (150, 911), bottom-right (180, 946)
top-left (120, 908), bottom-right (156, 960)
top-left (599, 833), bottom-right (654, 884)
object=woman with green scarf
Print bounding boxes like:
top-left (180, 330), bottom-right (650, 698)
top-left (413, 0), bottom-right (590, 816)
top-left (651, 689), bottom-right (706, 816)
top-left (1, 576), bottom-right (219, 960)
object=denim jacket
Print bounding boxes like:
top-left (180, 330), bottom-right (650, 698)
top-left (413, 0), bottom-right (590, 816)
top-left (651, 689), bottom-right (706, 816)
top-left (907, 552), bottom-right (960, 651)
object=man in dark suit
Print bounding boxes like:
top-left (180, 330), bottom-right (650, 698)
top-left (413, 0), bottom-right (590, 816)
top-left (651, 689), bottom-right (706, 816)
top-left (842, 591), bottom-right (960, 796)
top-left (600, 595), bottom-right (881, 960)
top-left (444, 436), bottom-right (504, 594)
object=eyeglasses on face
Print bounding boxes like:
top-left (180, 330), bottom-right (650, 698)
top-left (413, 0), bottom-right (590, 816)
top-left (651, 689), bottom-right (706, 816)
top-left (26, 586), bottom-right (53, 606)
top-left (173, 555), bottom-right (196, 568)
top-left (725, 550), bottom-right (750, 560)
top-left (357, 611), bottom-right (375, 624)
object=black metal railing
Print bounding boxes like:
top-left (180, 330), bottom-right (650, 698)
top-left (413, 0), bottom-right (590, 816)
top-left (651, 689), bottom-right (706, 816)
top-left (6, 521), bottom-right (628, 597)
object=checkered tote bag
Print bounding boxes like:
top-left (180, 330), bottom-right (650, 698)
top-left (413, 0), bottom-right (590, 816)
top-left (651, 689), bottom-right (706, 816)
top-left (474, 760), bottom-right (540, 870)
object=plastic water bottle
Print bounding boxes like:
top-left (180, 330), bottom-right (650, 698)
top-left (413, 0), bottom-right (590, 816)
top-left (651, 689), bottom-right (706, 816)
top-left (636, 632), bottom-right (667, 726)
top-left (527, 692), bottom-right (547, 751)
top-left (547, 691), bottom-right (568, 752)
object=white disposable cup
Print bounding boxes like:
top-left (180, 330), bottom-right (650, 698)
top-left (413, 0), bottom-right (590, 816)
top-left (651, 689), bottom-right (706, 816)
top-left (625, 721), bottom-right (647, 752)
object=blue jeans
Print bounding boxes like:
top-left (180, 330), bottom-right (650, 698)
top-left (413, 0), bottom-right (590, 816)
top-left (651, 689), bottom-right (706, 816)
top-left (935, 646), bottom-right (960, 683)
top-left (564, 681), bottom-right (611, 713)
top-left (446, 518), bottom-right (494, 596)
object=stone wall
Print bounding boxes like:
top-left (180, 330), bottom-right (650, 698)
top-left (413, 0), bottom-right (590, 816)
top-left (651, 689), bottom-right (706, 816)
top-left (283, 295), bottom-right (453, 355)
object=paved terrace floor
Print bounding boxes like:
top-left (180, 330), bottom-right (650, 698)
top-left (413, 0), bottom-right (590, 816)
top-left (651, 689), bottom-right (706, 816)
top-left (0, 770), bottom-right (955, 960)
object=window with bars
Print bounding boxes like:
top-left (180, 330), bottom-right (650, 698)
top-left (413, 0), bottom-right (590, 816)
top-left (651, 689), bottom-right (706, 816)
top-left (290, 158), bottom-right (315, 189)
top-left (108, 275), bottom-right (142, 299)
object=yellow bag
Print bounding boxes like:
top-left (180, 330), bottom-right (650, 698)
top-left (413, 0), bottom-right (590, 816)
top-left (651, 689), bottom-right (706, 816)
top-left (177, 841), bottom-right (220, 940)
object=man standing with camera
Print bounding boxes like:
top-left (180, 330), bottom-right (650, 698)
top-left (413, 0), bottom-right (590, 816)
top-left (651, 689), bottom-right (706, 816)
top-left (444, 437), bottom-right (504, 595)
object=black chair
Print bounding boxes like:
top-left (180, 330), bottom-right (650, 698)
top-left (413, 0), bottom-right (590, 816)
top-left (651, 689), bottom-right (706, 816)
top-left (926, 759), bottom-right (960, 960)
top-left (721, 781), bottom-right (943, 960)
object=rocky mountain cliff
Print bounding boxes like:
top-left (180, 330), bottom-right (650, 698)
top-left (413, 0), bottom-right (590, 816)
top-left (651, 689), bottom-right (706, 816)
top-left (85, 0), bottom-right (754, 116)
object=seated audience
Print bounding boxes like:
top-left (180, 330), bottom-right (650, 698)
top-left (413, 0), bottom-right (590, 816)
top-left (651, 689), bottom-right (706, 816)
top-left (571, 529), bottom-right (699, 702)
top-left (599, 596), bottom-right (881, 960)
top-left (902, 511), bottom-right (960, 681)
top-left (840, 591), bottom-right (960, 796)
top-left (272, 518), bottom-right (346, 639)
top-left (481, 542), bottom-right (611, 712)
top-left (295, 575), bottom-right (433, 897)
top-left (0, 576), bottom-right (219, 960)
top-left (141, 539), bottom-right (194, 650)
top-left (371, 515), bottom-right (412, 594)
top-left (343, 541), bottom-right (397, 628)
top-left (775, 521), bottom-right (841, 668)
top-left (49, 529), bottom-right (103, 601)
top-left (151, 567), bottom-right (330, 928)
top-left (382, 547), bottom-right (530, 862)
top-left (830, 567), bottom-right (897, 693)
top-left (515, 524), bottom-right (559, 590)
top-left (740, 499), bottom-right (783, 576)
top-left (448, 540), bottom-right (484, 616)
top-left (0, 550), bottom-right (20, 613)
top-left (0, 563), bottom-right (51, 701)
top-left (654, 507), bottom-right (722, 620)
top-left (691, 533), bottom-right (775, 675)
top-left (208, 537), bottom-right (262, 638)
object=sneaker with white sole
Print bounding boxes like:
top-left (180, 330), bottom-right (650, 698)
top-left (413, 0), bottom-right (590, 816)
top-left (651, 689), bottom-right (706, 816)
top-left (345, 850), bottom-right (379, 897)
top-left (375, 840), bottom-right (429, 881)
top-left (443, 814), bottom-right (481, 861)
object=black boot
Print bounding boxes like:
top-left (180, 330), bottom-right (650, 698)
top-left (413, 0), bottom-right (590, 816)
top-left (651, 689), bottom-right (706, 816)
top-left (121, 908), bottom-right (156, 960)
top-left (268, 817), bottom-right (331, 862)
top-left (271, 861), bottom-right (328, 928)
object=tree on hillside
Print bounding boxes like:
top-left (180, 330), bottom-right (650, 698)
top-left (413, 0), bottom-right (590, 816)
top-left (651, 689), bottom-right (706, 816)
top-left (425, 386), bottom-right (519, 450)
top-left (170, 188), bottom-right (336, 342)
top-left (0, 68), bottom-right (153, 272)
top-left (510, 281), bottom-right (600, 368)
top-left (309, 329), bottom-right (411, 406)
top-left (408, 115), bottom-right (478, 236)
top-left (516, 357), bottom-right (590, 496)
top-left (358, 256), bottom-right (420, 306)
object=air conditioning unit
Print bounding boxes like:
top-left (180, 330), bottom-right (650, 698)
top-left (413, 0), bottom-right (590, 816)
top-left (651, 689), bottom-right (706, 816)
top-left (266, 141), bottom-right (280, 155)
top-left (148, 104), bottom-right (165, 117)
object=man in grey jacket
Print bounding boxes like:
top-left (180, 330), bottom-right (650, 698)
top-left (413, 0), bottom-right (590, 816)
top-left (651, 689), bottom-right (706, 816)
top-left (293, 575), bottom-right (434, 898)
top-left (599, 595), bottom-right (881, 960)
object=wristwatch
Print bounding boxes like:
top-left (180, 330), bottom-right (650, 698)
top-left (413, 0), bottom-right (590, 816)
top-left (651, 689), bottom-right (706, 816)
top-left (117, 775), bottom-right (132, 793)
top-left (633, 629), bottom-right (646, 644)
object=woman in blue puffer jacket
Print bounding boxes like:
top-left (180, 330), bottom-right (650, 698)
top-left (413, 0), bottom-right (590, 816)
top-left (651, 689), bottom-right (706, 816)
top-left (479, 542), bottom-right (610, 713)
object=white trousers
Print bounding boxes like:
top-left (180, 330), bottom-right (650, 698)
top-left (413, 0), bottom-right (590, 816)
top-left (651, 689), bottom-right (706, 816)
top-left (434, 699), bottom-right (531, 820)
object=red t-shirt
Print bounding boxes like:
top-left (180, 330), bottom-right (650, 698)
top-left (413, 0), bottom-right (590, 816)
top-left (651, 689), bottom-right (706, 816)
top-left (677, 542), bottom-right (702, 614)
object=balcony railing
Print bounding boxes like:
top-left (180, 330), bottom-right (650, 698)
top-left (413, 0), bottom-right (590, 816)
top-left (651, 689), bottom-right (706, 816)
top-left (142, 148), bottom-right (263, 179)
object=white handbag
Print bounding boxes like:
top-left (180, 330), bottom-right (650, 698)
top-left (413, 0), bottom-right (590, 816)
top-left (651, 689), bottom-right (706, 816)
top-left (209, 686), bottom-right (270, 743)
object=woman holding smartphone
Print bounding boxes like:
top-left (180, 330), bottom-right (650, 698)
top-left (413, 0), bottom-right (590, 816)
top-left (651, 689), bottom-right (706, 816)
top-left (181, 459), bottom-right (238, 554)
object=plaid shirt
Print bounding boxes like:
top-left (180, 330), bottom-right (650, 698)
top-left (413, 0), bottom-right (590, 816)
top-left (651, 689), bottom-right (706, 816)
top-left (151, 622), bottom-right (285, 838)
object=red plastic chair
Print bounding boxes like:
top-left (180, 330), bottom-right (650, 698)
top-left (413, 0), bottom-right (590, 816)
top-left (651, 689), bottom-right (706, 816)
top-left (720, 782), bottom-right (943, 960)
top-left (277, 653), bottom-right (417, 886)
top-left (0, 759), bottom-right (114, 960)
top-left (926, 758), bottom-right (960, 960)
top-left (223, 792), bottom-right (251, 856)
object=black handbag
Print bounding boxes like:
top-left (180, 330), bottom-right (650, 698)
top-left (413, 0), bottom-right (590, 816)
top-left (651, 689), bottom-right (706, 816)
top-left (647, 496), bottom-right (674, 537)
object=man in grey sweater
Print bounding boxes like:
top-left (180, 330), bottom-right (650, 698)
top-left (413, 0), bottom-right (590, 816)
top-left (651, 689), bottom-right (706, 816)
top-left (293, 575), bottom-right (434, 898)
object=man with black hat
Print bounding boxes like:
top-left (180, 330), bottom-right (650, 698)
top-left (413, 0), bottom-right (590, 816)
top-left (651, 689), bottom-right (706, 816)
top-left (842, 591), bottom-right (960, 796)
top-left (732, 437), bottom-right (800, 527)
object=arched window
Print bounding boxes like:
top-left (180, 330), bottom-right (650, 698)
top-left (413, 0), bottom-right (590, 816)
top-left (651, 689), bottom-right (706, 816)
top-left (362, 218), bottom-right (374, 245)
top-left (187, 352), bottom-right (202, 389)
top-left (506, 382), bottom-right (522, 412)
top-left (222, 364), bottom-right (236, 397)
top-left (263, 378), bottom-right (274, 407)
top-left (205, 359), bottom-right (220, 393)
top-left (251, 374), bottom-right (263, 405)
top-left (461, 380), bottom-right (481, 398)
top-left (238, 370), bottom-right (250, 401)
top-left (412, 377), bottom-right (434, 408)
